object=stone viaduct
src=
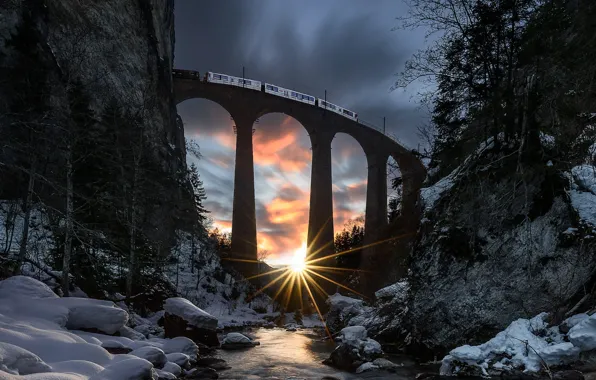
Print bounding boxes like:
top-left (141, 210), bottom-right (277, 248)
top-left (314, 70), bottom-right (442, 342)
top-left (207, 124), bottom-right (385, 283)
top-left (172, 70), bottom-right (426, 280)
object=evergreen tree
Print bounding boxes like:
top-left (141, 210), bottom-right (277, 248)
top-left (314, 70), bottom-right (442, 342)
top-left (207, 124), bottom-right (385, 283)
top-left (334, 218), bottom-right (365, 269)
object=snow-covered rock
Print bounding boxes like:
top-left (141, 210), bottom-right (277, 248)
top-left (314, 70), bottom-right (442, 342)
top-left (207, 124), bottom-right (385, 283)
top-left (325, 293), bottom-right (368, 334)
top-left (129, 346), bottom-right (167, 368)
top-left (569, 313), bottom-right (596, 351)
top-left (441, 313), bottom-right (581, 376)
top-left (119, 326), bottom-right (146, 341)
top-left (222, 332), bottom-right (252, 344)
top-left (355, 361), bottom-right (379, 373)
top-left (161, 337), bottom-right (198, 360)
top-left (57, 298), bottom-right (128, 335)
top-left (154, 368), bottom-right (177, 379)
top-left (165, 352), bottom-right (189, 368)
top-left (569, 164), bottom-right (596, 227)
top-left (0, 342), bottom-right (52, 375)
top-left (0, 278), bottom-right (128, 335)
top-left (88, 357), bottom-right (155, 380)
top-left (221, 332), bottom-right (259, 350)
top-left (0, 275), bottom-right (58, 299)
top-left (164, 297), bottom-right (217, 330)
top-left (324, 326), bottom-right (383, 372)
top-left (162, 361), bottom-right (181, 376)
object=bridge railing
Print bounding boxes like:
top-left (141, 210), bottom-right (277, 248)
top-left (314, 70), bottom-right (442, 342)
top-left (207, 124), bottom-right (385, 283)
top-left (172, 69), bottom-right (418, 152)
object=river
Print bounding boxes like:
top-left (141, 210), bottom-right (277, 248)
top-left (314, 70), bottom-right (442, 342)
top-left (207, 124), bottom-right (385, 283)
top-left (216, 327), bottom-right (440, 379)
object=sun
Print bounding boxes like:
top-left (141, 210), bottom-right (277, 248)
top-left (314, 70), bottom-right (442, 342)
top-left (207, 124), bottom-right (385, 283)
top-left (290, 242), bottom-right (307, 273)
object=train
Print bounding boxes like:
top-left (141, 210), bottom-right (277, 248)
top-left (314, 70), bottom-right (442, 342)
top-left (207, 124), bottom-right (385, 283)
top-left (174, 69), bottom-right (359, 122)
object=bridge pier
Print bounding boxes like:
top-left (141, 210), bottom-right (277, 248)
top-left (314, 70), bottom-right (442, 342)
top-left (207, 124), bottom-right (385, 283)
top-left (364, 152), bottom-right (389, 245)
top-left (306, 131), bottom-right (335, 265)
top-left (359, 152), bottom-right (389, 293)
top-left (230, 119), bottom-right (258, 276)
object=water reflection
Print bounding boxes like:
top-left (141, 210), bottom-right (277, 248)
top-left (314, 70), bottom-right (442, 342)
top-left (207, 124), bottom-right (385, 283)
top-left (216, 328), bottom-right (438, 380)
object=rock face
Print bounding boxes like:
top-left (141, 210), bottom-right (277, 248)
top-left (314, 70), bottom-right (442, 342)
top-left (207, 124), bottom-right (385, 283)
top-left (0, 0), bottom-right (187, 265)
top-left (162, 298), bottom-right (219, 347)
top-left (163, 313), bottom-right (220, 347)
top-left (368, 144), bottom-right (596, 357)
top-left (323, 326), bottom-right (383, 372)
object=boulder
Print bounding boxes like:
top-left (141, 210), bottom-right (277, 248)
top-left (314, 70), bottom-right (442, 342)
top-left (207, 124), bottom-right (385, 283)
top-left (0, 341), bottom-right (53, 375)
top-left (164, 298), bottom-right (217, 330)
top-left (0, 276), bottom-right (58, 299)
top-left (221, 332), bottom-right (260, 350)
top-left (166, 352), bottom-right (190, 368)
top-left (162, 361), bottom-right (182, 376)
top-left (162, 336), bottom-right (199, 359)
top-left (155, 368), bottom-right (177, 379)
top-left (323, 326), bottom-right (383, 372)
top-left (129, 346), bottom-right (167, 369)
top-left (163, 312), bottom-right (219, 347)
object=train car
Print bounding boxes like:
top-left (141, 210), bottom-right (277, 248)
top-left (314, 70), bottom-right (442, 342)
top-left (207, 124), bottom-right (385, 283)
top-left (317, 99), bottom-right (358, 121)
top-left (172, 69), bottom-right (202, 80)
top-left (206, 72), bottom-right (261, 91)
top-left (264, 83), bottom-right (316, 105)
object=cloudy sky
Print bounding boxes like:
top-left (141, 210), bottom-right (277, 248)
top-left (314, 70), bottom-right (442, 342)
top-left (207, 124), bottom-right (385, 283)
top-left (174, 0), bottom-right (428, 265)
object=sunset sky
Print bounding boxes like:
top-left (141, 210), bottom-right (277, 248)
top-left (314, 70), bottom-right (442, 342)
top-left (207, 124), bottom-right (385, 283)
top-left (174, 0), bottom-right (429, 264)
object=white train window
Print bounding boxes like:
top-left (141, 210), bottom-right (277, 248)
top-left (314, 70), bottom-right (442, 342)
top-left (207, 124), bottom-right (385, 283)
top-left (213, 74), bottom-right (222, 80)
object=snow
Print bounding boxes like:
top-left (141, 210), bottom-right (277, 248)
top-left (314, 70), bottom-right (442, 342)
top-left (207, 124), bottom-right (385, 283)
top-left (441, 313), bottom-right (583, 376)
top-left (222, 332), bottom-right (252, 344)
top-left (338, 326), bottom-right (382, 357)
top-left (128, 347), bottom-right (166, 368)
top-left (421, 171), bottom-right (456, 212)
top-left (162, 362), bottom-right (181, 376)
top-left (154, 368), bottom-right (176, 379)
top-left (88, 357), bottom-right (155, 380)
top-left (540, 132), bottom-right (556, 148)
top-left (564, 313), bottom-right (589, 329)
top-left (0, 342), bottom-right (52, 375)
top-left (375, 281), bottom-right (408, 302)
top-left (161, 337), bottom-right (198, 360)
top-left (0, 276), bottom-right (216, 379)
top-left (569, 165), bottom-right (596, 227)
top-left (0, 276), bottom-right (58, 300)
top-left (164, 353), bottom-right (189, 368)
top-left (164, 231), bottom-right (273, 329)
top-left (327, 293), bottom-right (363, 309)
top-left (164, 297), bottom-right (218, 330)
top-left (568, 313), bottom-right (596, 350)
top-left (355, 361), bottom-right (378, 373)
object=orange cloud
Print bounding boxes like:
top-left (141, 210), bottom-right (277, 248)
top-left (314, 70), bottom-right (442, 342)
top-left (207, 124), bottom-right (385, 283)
top-left (212, 219), bottom-right (232, 233)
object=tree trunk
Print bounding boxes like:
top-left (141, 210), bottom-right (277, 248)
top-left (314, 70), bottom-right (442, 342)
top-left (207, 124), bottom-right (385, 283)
top-left (190, 234), bottom-right (195, 274)
top-left (3, 202), bottom-right (18, 255)
top-left (126, 149), bottom-right (140, 301)
top-left (126, 190), bottom-right (137, 300)
top-left (62, 145), bottom-right (74, 297)
top-left (16, 158), bottom-right (36, 273)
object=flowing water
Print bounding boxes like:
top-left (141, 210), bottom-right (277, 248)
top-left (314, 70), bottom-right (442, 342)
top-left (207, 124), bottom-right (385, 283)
top-left (216, 328), bottom-right (440, 379)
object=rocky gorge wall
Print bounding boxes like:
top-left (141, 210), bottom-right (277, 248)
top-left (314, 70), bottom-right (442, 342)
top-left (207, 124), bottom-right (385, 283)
top-left (357, 138), bottom-right (596, 358)
top-left (0, 0), bottom-right (186, 245)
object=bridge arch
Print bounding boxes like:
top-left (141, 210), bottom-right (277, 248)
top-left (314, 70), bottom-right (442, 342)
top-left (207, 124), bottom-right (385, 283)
top-left (173, 71), bottom-right (427, 283)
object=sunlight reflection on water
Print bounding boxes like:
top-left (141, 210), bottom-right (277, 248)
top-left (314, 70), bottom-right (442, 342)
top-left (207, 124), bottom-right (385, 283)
top-left (216, 328), bottom-right (434, 380)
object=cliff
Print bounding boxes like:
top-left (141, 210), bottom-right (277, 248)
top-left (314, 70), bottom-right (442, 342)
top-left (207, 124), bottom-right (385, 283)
top-left (0, 0), bottom-right (192, 295)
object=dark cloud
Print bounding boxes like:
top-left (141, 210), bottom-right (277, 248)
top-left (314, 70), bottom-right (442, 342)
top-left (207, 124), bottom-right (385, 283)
top-left (174, 0), bottom-right (428, 259)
